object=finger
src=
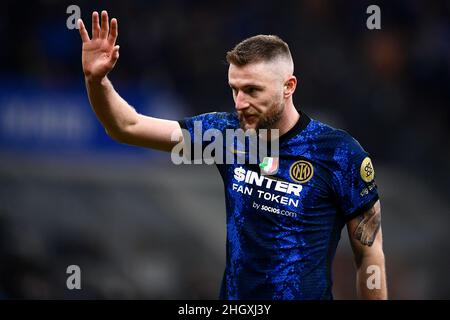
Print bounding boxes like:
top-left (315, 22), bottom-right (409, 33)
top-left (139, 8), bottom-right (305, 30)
top-left (78, 19), bottom-right (90, 43)
top-left (92, 11), bottom-right (100, 39)
top-left (100, 10), bottom-right (109, 39)
top-left (108, 18), bottom-right (118, 45)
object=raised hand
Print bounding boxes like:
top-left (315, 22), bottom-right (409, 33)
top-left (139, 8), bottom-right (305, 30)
top-left (78, 11), bottom-right (119, 80)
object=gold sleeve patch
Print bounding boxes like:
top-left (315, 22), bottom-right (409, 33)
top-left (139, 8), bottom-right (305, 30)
top-left (360, 157), bottom-right (375, 182)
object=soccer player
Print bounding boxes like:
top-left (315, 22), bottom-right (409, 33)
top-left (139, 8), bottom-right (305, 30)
top-left (78, 11), bottom-right (387, 300)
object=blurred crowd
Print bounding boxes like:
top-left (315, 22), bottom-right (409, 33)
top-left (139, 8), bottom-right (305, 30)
top-left (0, 0), bottom-right (449, 299)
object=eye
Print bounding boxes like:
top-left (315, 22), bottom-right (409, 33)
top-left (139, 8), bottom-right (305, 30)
top-left (245, 87), bottom-right (258, 96)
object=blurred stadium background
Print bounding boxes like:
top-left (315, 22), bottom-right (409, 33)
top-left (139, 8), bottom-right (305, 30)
top-left (0, 0), bottom-right (449, 299)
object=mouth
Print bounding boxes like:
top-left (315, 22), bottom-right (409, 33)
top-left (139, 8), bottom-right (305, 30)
top-left (242, 114), bottom-right (258, 123)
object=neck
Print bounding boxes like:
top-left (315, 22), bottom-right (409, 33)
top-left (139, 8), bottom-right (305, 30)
top-left (272, 100), bottom-right (300, 137)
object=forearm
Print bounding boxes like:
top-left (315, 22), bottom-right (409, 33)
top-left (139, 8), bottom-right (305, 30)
top-left (85, 75), bottom-right (138, 138)
top-left (356, 253), bottom-right (387, 299)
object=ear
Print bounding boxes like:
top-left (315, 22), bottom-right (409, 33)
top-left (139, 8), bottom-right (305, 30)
top-left (283, 76), bottom-right (297, 98)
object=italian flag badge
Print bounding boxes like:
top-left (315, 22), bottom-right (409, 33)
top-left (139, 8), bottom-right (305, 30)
top-left (259, 157), bottom-right (279, 175)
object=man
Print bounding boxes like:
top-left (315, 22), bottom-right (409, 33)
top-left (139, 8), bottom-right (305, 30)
top-left (78, 11), bottom-right (387, 300)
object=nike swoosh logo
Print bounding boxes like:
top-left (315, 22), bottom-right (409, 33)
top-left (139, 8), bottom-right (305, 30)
top-left (231, 149), bottom-right (247, 154)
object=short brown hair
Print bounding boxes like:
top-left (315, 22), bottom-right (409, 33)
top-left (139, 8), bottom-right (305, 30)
top-left (226, 35), bottom-right (292, 66)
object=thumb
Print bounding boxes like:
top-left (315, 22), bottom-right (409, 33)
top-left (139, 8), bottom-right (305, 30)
top-left (110, 45), bottom-right (120, 65)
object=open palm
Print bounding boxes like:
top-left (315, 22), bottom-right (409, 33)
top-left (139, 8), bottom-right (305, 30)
top-left (78, 11), bottom-right (119, 80)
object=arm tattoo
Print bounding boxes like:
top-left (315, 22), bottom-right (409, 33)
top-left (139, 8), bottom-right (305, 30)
top-left (353, 205), bottom-right (381, 247)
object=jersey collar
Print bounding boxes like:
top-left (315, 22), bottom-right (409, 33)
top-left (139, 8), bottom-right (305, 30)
top-left (278, 109), bottom-right (311, 145)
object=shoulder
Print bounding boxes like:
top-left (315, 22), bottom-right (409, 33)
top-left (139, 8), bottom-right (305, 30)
top-left (179, 111), bottom-right (239, 132)
top-left (303, 118), bottom-right (372, 179)
top-left (307, 118), bottom-right (367, 156)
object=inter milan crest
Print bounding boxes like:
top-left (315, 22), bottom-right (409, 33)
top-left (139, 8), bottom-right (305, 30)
top-left (289, 160), bottom-right (314, 183)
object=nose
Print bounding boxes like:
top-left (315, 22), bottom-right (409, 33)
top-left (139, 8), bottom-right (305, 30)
top-left (234, 91), bottom-right (250, 111)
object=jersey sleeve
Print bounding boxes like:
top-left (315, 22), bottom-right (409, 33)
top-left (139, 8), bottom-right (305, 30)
top-left (331, 133), bottom-right (379, 221)
top-left (177, 112), bottom-right (235, 162)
